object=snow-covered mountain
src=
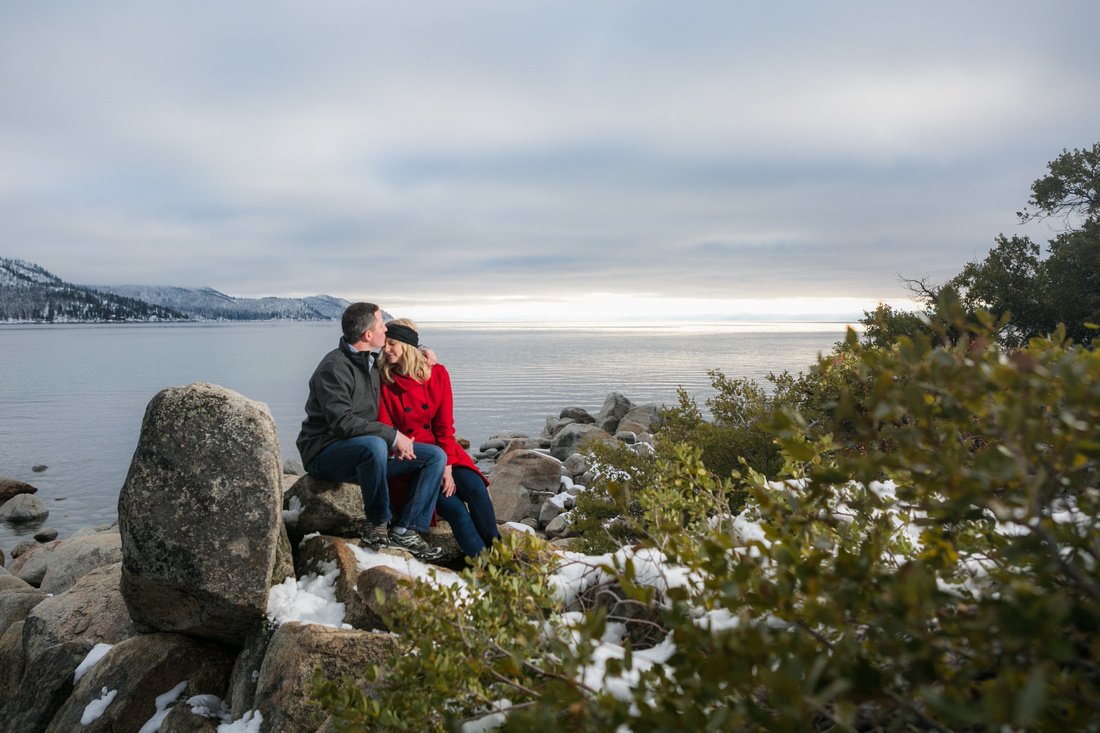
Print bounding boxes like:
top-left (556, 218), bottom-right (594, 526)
top-left (93, 285), bottom-right (350, 321)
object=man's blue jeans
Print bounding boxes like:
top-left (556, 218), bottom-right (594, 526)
top-left (307, 436), bottom-right (446, 533)
top-left (435, 466), bottom-right (500, 558)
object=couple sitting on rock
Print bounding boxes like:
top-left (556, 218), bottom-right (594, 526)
top-left (296, 302), bottom-right (500, 561)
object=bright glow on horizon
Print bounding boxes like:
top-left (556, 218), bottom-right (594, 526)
top-left (369, 293), bottom-right (923, 323)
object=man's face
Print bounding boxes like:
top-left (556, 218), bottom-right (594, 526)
top-left (365, 312), bottom-right (387, 350)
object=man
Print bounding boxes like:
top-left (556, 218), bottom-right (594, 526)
top-left (297, 302), bottom-right (444, 560)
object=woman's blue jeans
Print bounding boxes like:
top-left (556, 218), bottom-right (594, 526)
top-left (435, 466), bottom-right (500, 558)
top-left (307, 436), bottom-right (446, 533)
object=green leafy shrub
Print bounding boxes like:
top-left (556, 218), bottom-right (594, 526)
top-left (311, 533), bottom-right (562, 732)
top-left (314, 318), bottom-right (1100, 732)
top-left (570, 371), bottom-right (785, 554)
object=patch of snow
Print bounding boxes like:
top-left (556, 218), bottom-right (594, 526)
top-left (282, 496), bottom-right (303, 526)
top-left (547, 492), bottom-right (572, 510)
top-left (348, 543), bottom-right (464, 590)
top-left (81, 687), bottom-right (118, 725)
top-left (188, 694), bottom-right (232, 723)
top-left (218, 710), bottom-right (263, 732)
top-left (266, 560), bottom-right (351, 628)
top-left (504, 522), bottom-right (536, 535)
top-left (74, 643), bottom-right (113, 682)
top-left (460, 699), bottom-right (513, 732)
top-left (137, 680), bottom-right (189, 733)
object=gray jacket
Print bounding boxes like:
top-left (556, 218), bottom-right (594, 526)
top-left (296, 338), bottom-right (398, 469)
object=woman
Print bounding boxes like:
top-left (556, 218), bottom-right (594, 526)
top-left (377, 319), bottom-right (500, 559)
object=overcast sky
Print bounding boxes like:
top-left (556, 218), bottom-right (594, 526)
top-left (2, 1), bottom-right (1097, 321)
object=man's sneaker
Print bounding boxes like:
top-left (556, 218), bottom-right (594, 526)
top-left (360, 519), bottom-right (389, 547)
top-left (388, 528), bottom-right (443, 560)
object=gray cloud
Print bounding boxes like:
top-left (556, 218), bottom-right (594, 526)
top-left (1, 1), bottom-right (1098, 314)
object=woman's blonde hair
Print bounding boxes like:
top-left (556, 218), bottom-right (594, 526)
top-left (380, 318), bottom-right (432, 383)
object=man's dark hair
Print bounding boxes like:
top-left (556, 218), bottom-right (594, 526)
top-left (342, 302), bottom-right (380, 343)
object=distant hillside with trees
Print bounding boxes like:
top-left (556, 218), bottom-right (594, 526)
top-left (0, 258), bottom-right (350, 323)
top-left (0, 258), bottom-right (188, 323)
top-left (92, 284), bottom-right (350, 321)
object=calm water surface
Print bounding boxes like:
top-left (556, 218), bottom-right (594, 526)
top-left (0, 321), bottom-right (851, 554)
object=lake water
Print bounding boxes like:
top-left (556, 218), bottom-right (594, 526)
top-left (0, 321), bottom-right (851, 555)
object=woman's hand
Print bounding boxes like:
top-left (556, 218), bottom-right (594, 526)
top-left (441, 465), bottom-right (456, 497)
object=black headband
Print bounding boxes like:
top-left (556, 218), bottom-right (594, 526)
top-left (385, 323), bottom-right (419, 348)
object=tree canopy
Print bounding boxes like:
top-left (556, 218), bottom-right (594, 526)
top-left (865, 143), bottom-right (1100, 348)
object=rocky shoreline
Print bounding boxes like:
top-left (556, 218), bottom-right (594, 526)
top-left (0, 382), bottom-right (661, 732)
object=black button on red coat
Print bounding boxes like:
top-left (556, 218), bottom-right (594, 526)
top-left (404, 407), bottom-right (412, 412)
top-left (423, 423), bottom-right (430, 429)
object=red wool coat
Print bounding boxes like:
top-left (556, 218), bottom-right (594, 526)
top-left (378, 363), bottom-right (488, 487)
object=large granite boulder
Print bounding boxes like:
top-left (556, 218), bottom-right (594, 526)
top-left (487, 450), bottom-right (562, 523)
top-left (118, 382), bottom-right (284, 646)
top-left (3, 563), bottom-right (137, 730)
top-left (0, 478), bottom-right (38, 503)
top-left (594, 392), bottom-right (636, 435)
top-left (549, 423), bottom-right (616, 461)
top-left (253, 622), bottom-right (399, 732)
top-left (282, 474), bottom-right (364, 547)
top-left (0, 493), bottom-right (49, 523)
top-left (38, 532), bottom-right (123, 595)
top-left (45, 632), bottom-right (235, 733)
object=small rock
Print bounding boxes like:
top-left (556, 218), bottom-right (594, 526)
top-left (563, 454), bottom-right (589, 477)
top-left (559, 407), bottom-right (595, 424)
top-left (282, 459), bottom-right (306, 476)
top-left (33, 528), bottom-right (58, 543)
top-left (480, 439), bottom-right (507, 452)
top-left (544, 417), bottom-right (575, 438)
top-left (498, 439), bottom-right (526, 459)
top-left (538, 501), bottom-right (563, 526)
top-left (10, 540), bottom-right (38, 559)
top-left (0, 479), bottom-right (38, 504)
top-left (594, 392), bottom-right (636, 435)
top-left (0, 494), bottom-right (49, 523)
top-left (39, 533), bottom-right (124, 595)
top-left (614, 431), bottom-right (637, 444)
top-left (617, 404), bottom-right (663, 435)
top-left (549, 423), bottom-right (616, 461)
top-left (31, 466), bottom-right (47, 473)
top-left (456, 436), bottom-right (470, 449)
top-left (489, 431), bottom-right (529, 442)
top-left (545, 515), bottom-right (574, 538)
